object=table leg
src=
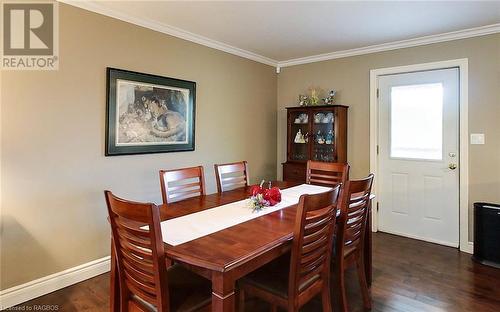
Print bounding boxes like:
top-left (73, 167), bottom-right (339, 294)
top-left (364, 199), bottom-right (373, 286)
top-left (110, 238), bottom-right (120, 312)
top-left (212, 271), bottom-right (236, 312)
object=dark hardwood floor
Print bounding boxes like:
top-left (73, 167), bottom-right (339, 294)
top-left (9, 233), bottom-right (500, 311)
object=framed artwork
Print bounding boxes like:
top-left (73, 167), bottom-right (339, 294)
top-left (106, 68), bottom-right (196, 156)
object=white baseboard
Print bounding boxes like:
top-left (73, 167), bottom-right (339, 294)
top-left (377, 228), bottom-right (474, 254)
top-left (0, 256), bottom-right (111, 309)
top-left (461, 241), bottom-right (474, 254)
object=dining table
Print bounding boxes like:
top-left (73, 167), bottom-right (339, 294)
top-left (109, 180), bottom-right (373, 312)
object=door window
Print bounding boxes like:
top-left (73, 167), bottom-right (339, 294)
top-left (390, 83), bottom-right (443, 160)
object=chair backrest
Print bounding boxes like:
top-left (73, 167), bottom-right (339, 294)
top-left (306, 161), bottom-right (349, 187)
top-left (214, 161), bottom-right (249, 193)
top-left (159, 166), bottom-right (206, 204)
top-left (288, 186), bottom-right (341, 306)
top-left (337, 174), bottom-right (374, 257)
top-left (105, 191), bottom-right (169, 312)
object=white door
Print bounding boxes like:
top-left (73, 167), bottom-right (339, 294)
top-left (378, 68), bottom-right (459, 247)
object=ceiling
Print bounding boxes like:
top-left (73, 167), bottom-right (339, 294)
top-left (65, 1), bottom-right (500, 66)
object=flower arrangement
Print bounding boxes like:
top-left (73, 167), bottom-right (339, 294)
top-left (298, 88), bottom-right (322, 106)
top-left (310, 88), bottom-right (320, 105)
top-left (248, 180), bottom-right (282, 212)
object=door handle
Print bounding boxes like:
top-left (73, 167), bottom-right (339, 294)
top-left (448, 163), bottom-right (457, 170)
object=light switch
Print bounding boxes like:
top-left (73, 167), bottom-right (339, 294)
top-left (470, 133), bottom-right (485, 145)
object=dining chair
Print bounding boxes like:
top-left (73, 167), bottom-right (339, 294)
top-left (104, 191), bottom-right (211, 312)
top-left (238, 186), bottom-right (341, 312)
top-left (159, 166), bottom-right (206, 204)
top-left (306, 161), bottom-right (350, 187)
top-left (332, 174), bottom-right (374, 312)
top-left (214, 161), bottom-right (249, 193)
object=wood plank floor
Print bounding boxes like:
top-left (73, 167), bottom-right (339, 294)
top-left (8, 232), bottom-right (500, 311)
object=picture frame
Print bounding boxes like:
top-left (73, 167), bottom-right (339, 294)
top-left (106, 68), bottom-right (196, 156)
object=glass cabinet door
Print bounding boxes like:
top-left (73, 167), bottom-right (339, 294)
top-left (289, 110), bottom-right (310, 161)
top-left (311, 110), bottom-right (335, 162)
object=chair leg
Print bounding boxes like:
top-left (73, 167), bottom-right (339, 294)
top-left (321, 281), bottom-right (332, 312)
top-left (270, 304), bottom-right (278, 312)
top-left (333, 264), bottom-right (349, 312)
top-left (356, 256), bottom-right (372, 310)
top-left (110, 241), bottom-right (121, 312)
top-left (119, 288), bottom-right (129, 312)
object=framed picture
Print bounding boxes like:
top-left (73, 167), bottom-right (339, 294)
top-left (106, 68), bottom-right (196, 156)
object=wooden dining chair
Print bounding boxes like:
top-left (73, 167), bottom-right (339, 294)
top-left (159, 166), bottom-right (206, 204)
top-left (104, 191), bottom-right (211, 312)
top-left (332, 174), bottom-right (374, 312)
top-left (214, 161), bottom-right (249, 193)
top-left (238, 186), bottom-right (341, 312)
top-left (306, 161), bottom-right (349, 187)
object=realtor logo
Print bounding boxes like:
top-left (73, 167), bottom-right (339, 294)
top-left (1, 1), bottom-right (58, 70)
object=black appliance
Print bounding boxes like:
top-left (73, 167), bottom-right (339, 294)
top-left (472, 202), bottom-right (500, 269)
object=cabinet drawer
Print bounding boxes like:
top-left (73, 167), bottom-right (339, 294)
top-left (283, 163), bottom-right (306, 183)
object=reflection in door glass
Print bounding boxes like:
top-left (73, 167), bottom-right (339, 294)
top-left (390, 83), bottom-right (443, 160)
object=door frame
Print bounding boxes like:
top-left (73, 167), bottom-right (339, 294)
top-left (369, 59), bottom-right (472, 254)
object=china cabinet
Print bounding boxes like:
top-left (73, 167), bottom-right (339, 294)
top-left (282, 105), bottom-right (348, 182)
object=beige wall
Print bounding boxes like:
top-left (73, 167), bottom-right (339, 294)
top-left (0, 4), bottom-right (277, 289)
top-left (277, 34), bottom-right (500, 241)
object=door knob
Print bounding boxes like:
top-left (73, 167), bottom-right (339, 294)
top-left (449, 163), bottom-right (457, 170)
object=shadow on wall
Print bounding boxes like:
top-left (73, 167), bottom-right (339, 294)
top-left (0, 216), bottom-right (56, 290)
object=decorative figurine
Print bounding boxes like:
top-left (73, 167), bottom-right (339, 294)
top-left (298, 95), bottom-right (310, 106)
top-left (315, 130), bottom-right (325, 144)
top-left (326, 112), bottom-right (334, 122)
top-left (314, 113), bottom-right (324, 123)
top-left (294, 129), bottom-right (306, 143)
top-left (295, 113), bottom-right (308, 123)
top-left (325, 130), bottom-right (333, 144)
top-left (322, 90), bottom-right (337, 105)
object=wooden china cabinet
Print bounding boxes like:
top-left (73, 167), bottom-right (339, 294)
top-left (282, 105), bottom-right (348, 182)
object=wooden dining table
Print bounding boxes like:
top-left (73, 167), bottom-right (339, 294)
top-left (109, 181), bottom-right (373, 312)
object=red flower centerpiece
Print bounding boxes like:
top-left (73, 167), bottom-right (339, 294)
top-left (248, 180), bottom-right (282, 212)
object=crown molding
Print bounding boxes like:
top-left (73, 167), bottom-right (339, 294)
top-left (60, 1), bottom-right (500, 70)
top-left (59, 1), bottom-right (279, 67)
top-left (278, 23), bottom-right (500, 68)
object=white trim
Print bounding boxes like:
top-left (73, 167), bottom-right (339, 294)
top-left (468, 241), bottom-right (474, 254)
top-left (0, 256), bottom-right (111, 309)
top-left (278, 24), bottom-right (500, 67)
top-left (458, 61), bottom-right (472, 254)
top-left (379, 229), bottom-right (459, 249)
top-left (59, 0), bottom-right (278, 67)
top-left (59, 0), bottom-right (500, 69)
top-left (0, 58), bottom-right (2, 225)
top-left (369, 59), bottom-right (472, 254)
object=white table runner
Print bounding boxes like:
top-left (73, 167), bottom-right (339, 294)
top-left (160, 184), bottom-right (332, 246)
